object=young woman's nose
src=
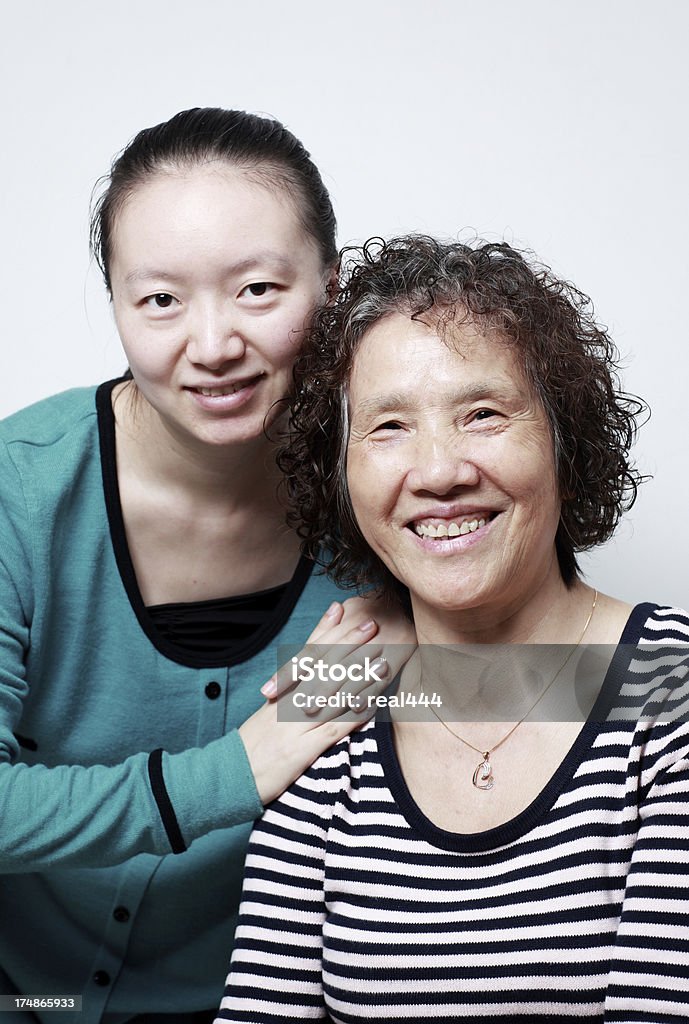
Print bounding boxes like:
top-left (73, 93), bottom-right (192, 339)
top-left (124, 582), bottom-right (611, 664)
top-left (185, 303), bottom-right (246, 368)
top-left (406, 431), bottom-right (481, 495)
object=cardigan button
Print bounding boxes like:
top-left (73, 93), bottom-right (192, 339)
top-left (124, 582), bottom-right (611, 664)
top-left (93, 970), bottom-right (111, 986)
top-left (113, 905), bottom-right (130, 923)
top-left (205, 681), bottom-right (221, 700)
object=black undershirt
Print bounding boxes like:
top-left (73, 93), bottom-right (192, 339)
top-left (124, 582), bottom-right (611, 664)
top-left (147, 583), bottom-right (290, 656)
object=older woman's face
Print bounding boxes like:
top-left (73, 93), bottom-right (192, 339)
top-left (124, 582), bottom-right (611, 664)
top-left (346, 311), bottom-right (562, 628)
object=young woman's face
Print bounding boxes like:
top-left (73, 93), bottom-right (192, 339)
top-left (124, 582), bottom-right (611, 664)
top-left (109, 163), bottom-right (328, 450)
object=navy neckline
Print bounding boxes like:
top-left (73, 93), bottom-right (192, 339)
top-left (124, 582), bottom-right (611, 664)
top-left (374, 602), bottom-right (656, 853)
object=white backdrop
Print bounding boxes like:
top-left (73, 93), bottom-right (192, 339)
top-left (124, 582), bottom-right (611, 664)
top-left (1, 0), bottom-right (687, 606)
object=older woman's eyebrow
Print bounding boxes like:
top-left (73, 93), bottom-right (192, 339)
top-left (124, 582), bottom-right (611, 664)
top-left (350, 380), bottom-right (521, 418)
top-left (349, 392), bottom-right (411, 418)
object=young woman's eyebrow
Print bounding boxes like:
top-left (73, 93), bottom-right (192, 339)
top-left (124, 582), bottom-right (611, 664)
top-left (123, 268), bottom-right (186, 285)
top-left (229, 252), bottom-right (295, 275)
top-left (123, 252), bottom-right (295, 286)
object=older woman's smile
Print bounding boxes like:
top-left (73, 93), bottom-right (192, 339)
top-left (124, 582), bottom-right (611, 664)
top-left (413, 517), bottom-right (486, 537)
top-left (410, 510), bottom-right (495, 539)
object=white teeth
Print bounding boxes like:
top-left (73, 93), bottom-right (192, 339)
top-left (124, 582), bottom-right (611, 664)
top-left (197, 383), bottom-right (244, 397)
top-left (414, 517), bottom-right (487, 539)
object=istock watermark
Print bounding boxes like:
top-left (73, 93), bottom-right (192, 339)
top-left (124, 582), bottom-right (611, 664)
top-left (290, 655), bottom-right (388, 685)
top-left (276, 644), bottom-right (438, 721)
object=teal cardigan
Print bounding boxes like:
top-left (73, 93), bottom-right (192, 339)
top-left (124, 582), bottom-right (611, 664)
top-left (0, 383), bottom-right (347, 1022)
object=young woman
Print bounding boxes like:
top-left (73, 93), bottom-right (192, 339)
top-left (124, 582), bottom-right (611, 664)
top-left (0, 109), bottom-right (409, 1023)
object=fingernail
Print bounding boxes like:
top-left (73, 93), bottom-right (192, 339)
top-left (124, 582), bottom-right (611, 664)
top-left (261, 675), bottom-right (277, 698)
top-left (369, 656), bottom-right (389, 678)
top-left (358, 619), bottom-right (376, 633)
top-left (325, 602), bottom-right (341, 617)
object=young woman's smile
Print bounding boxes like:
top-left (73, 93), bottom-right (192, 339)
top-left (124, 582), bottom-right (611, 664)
top-left (109, 163), bottom-right (328, 451)
top-left (346, 312), bottom-right (563, 634)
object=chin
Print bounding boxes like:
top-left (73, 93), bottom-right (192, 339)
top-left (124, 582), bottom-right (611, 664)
top-left (408, 577), bottom-right (506, 619)
top-left (409, 588), bottom-right (476, 615)
top-left (194, 413), bottom-right (272, 444)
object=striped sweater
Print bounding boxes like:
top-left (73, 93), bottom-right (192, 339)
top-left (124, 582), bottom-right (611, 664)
top-left (217, 604), bottom-right (689, 1022)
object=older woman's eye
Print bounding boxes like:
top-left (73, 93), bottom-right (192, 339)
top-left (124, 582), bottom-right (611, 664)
top-left (472, 408), bottom-right (499, 421)
top-left (373, 420), bottom-right (403, 432)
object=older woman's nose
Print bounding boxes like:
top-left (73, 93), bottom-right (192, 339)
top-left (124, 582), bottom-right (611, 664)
top-left (406, 435), bottom-right (481, 495)
top-left (185, 304), bottom-right (246, 368)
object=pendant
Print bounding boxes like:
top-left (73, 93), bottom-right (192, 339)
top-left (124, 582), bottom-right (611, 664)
top-left (472, 753), bottom-right (494, 791)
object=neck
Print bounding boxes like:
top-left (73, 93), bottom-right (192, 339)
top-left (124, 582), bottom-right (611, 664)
top-left (404, 575), bottom-right (598, 724)
top-left (412, 562), bottom-right (586, 647)
top-left (113, 381), bottom-right (284, 508)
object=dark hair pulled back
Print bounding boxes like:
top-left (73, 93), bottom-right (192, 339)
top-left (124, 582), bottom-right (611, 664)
top-left (90, 107), bottom-right (337, 291)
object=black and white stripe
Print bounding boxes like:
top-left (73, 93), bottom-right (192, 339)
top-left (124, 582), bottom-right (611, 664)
top-left (218, 604), bottom-right (689, 1022)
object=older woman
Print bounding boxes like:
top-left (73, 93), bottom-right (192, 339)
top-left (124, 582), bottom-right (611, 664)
top-left (217, 237), bottom-right (689, 1022)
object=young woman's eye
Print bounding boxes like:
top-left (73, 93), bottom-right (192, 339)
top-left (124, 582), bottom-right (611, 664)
top-left (144, 293), bottom-right (177, 309)
top-left (240, 282), bottom-right (276, 298)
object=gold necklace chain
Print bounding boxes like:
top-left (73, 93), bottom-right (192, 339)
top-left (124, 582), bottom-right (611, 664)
top-left (419, 590), bottom-right (598, 791)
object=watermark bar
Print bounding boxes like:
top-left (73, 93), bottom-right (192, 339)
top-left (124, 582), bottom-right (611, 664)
top-left (276, 644), bottom-right (689, 723)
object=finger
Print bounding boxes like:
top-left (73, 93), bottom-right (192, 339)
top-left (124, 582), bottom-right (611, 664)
top-left (305, 601), bottom-right (344, 644)
top-left (306, 600), bottom-right (383, 647)
top-left (364, 642), bottom-right (417, 681)
top-left (260, 673), bottom-right (278, 699)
